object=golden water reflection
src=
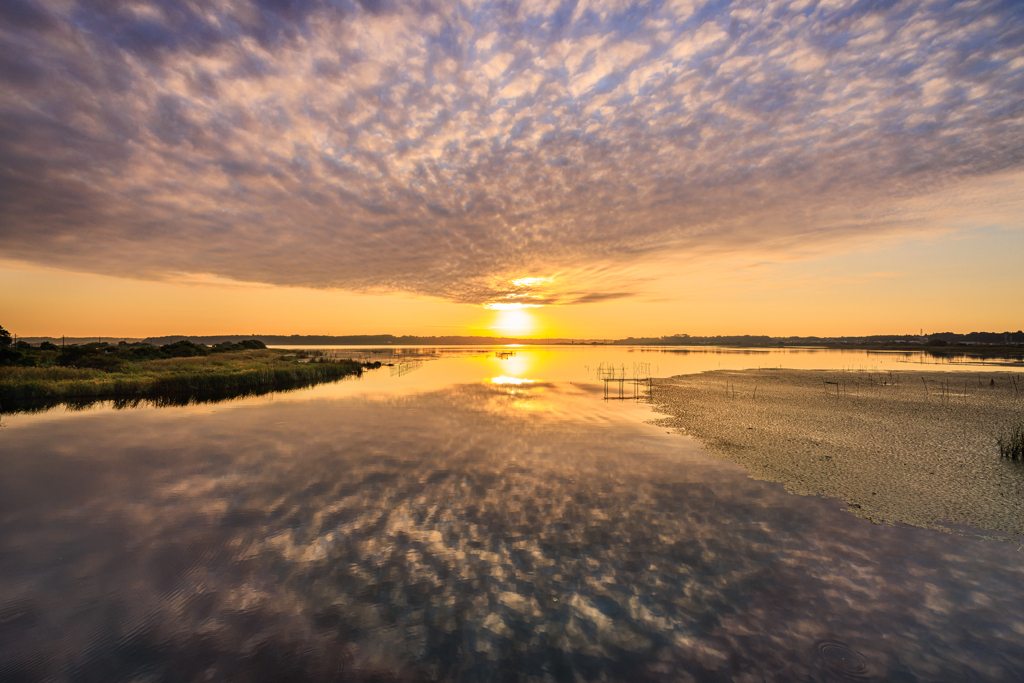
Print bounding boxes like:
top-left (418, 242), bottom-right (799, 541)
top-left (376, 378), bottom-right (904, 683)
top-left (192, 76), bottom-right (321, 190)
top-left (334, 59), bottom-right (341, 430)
top-left (490, 376), bottom-right (536, 385)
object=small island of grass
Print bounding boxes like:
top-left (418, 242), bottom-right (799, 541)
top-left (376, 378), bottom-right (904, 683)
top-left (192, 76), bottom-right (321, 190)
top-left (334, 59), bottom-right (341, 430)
top-left (0, 328), bottom-right (378, 408)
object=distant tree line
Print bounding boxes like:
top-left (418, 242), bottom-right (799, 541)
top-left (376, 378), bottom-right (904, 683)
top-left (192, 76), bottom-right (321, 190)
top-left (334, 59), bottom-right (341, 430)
top-left (0, 329), bottom-right (267, 369)
top-left (141, 334), bottom-right (575, 346)
top-left (613, 331), bottom-right (1024, 346)
top-left (924, 331), bottom-right (1024, 345)
top-left (614, 334), bottom-right (776, 346)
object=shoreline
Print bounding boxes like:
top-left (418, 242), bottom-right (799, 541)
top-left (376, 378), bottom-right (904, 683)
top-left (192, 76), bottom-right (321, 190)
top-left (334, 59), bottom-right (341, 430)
top-left (0, 350), bottom-right (369, 407)
top-left (650, 368), bottom-right (1024, 538)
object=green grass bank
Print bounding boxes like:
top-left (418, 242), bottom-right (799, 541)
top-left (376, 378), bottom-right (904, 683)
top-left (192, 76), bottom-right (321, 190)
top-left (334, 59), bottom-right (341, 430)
top-left (0, 348), bottom-right (369, 403)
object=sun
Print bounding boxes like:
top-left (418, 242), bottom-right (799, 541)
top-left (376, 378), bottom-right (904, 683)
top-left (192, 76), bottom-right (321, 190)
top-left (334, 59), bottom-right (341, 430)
top-left (493, 308), bottom-right (536, 335)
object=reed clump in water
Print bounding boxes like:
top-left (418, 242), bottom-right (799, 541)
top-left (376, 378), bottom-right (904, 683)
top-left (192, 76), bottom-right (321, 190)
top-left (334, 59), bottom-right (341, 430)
top-left (997, 424), bottom-right (1024, 461)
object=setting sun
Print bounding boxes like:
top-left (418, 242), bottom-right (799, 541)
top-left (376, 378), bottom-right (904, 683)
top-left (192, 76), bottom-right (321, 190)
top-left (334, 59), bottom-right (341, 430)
top-left (491, 308), bottom-right (538, 336)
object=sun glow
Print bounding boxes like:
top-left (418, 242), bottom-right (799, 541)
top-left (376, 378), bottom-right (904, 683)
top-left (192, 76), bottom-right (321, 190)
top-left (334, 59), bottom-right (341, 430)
top-left (511, 277), bottom-right (552, 287)
top-left (490, 308), bottom-right (538, 335)
top-left (484, 302), bottom-right (542, 310)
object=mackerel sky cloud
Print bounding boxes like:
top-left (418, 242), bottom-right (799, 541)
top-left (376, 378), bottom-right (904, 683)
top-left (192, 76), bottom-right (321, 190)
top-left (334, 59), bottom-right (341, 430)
top-left (2, 0), bottom-right (1022, 306)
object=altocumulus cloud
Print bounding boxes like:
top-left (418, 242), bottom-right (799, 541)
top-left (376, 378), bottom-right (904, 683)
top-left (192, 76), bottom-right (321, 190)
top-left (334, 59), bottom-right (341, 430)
top-left (1, 0), bottom-right (1022, 304)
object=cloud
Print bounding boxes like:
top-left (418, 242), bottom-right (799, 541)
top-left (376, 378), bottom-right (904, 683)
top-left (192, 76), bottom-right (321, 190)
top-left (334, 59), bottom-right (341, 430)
top-left (1, 0), bottom-right (1022, 305)
top-left (563, 291), bottom-right (635, 304)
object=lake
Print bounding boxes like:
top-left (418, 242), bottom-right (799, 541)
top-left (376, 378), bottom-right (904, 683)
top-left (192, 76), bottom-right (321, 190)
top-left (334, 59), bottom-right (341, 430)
top-left (2, 346), bottom-right (1023, 681)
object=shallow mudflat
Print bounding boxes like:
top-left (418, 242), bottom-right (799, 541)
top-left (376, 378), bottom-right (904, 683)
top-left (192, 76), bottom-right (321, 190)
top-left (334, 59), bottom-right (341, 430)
top-left (652, 368), bottom-right (1024, 536)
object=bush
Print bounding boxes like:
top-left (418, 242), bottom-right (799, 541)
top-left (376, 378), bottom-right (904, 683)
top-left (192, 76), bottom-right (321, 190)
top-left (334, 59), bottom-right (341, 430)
top-left (160, 340), bottom-right (210, 357)
top-left (126, 345), bottom-right (163, 361)
top-left (0, 347), bottom-right (24, 366)
top-left (56, 347), bottom-right (124, 371)
top-left (57, 346), bottom-right (96, 366)
top-left (56, 346), bottom-right (121, 370)
top-left (40, 341), bottom-right (59, 351)
top-left (211, 339), bottom-right (267, 352)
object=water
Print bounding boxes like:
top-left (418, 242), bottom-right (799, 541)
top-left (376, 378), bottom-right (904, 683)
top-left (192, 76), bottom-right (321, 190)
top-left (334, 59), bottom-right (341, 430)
top-left (1, 347), bottom-right (1022, 681)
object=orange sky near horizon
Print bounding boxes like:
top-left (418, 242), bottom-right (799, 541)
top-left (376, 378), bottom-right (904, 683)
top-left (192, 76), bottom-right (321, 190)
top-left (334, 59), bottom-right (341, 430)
top-left (4, 215), bottom-right (1022, 339)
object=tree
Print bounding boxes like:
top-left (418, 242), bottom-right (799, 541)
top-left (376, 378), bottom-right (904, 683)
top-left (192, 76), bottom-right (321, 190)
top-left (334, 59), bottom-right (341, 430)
top-left (0, 325), bottom-right (11, 347)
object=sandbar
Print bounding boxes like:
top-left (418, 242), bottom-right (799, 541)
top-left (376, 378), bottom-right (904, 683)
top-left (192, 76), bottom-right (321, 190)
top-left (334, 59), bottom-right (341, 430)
top-left (651, 368), bottom-right (1024, 537)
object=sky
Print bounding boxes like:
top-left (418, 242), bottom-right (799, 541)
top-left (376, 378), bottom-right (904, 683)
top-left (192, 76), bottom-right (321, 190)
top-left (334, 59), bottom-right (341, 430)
top-left (2, 0), bottom-right (1023, 339)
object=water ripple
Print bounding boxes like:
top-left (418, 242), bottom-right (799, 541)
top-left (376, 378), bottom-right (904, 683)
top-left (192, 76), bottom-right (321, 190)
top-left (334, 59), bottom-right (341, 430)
top-left (815, 639), bottom-right (871, 679)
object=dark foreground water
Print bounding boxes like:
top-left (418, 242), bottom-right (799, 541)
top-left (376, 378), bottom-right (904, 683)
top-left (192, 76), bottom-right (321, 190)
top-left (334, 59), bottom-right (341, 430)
top-left (2, 347), bottom-right (1023, 682)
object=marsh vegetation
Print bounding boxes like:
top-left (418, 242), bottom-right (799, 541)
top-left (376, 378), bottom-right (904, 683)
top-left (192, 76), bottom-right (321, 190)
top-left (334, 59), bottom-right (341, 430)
top-left (998, 423), bottom-right (1024, 461)
top-left (0, 337), bottom-right (374, 405)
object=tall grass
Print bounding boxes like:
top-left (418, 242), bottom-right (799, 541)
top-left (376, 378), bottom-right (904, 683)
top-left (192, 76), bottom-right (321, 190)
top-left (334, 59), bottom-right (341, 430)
top-left (0, 350), bottom-right (363, 402)
top-left (997, 424), bottom-right (1024, 461)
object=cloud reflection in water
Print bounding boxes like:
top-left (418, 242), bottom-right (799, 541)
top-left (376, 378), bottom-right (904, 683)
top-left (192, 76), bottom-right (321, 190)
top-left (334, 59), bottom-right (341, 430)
top-left (0, 382), bottom-right (1023, 681)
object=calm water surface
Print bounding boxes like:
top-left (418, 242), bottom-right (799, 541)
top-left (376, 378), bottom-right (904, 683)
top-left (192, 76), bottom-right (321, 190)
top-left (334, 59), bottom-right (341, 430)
top-left (2, 347), bottom-right (1022, 682)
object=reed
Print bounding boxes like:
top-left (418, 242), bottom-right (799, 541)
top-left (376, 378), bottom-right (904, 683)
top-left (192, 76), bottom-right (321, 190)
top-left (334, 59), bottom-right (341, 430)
top-left (997, 423), bottom-right (1024, 461)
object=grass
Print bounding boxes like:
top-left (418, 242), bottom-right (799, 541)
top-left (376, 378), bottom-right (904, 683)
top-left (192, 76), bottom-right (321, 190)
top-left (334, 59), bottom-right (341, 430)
top-left (0, 349), bottom-right (365, 404)
top-left (997, 423), bottom-right (1024, 461)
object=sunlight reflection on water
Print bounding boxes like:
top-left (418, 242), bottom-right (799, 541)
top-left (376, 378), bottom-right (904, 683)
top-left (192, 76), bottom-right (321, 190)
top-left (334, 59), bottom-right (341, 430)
top-left (490, 376), bottom-right (537, 385)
